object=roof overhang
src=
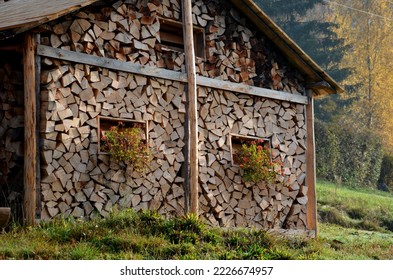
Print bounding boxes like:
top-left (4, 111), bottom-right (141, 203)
top-left (0, 0), bottom-right (98, 39)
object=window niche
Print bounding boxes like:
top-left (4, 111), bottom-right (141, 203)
top-left (158, 17), bottom-right (205, 59)
top-left (230, 134), bottom-right (272, 166)
top-left (98, 116), bottom-right (148, 154)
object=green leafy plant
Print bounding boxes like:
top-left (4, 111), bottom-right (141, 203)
top-left (101, 122), bottom-right (153, 173)
top-left (236, 139), bottom-right (282, 183)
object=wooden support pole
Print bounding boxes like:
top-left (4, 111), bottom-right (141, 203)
top-left (305, 90), bottom-right (317, 236)
top-left (182, 0), bottom-right (199, 215)
top-left (35, 34), bottom-right (42, 220)
top-left (23, 32), bottom-right (37, 226)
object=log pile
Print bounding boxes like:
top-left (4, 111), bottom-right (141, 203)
top-left (40, 0), bottom-right (304, 95)
top-left (40, 60), bottom-right (187, 220)
top-left (0, 56), bottom-right (24, 213)
top-left (36, 0), bottom-right (309, 231)
top-left (197, 87), bottom-right (308, 230)
top-left (39, 57), bottom-right (308, 230)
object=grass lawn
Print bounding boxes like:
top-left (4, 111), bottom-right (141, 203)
top-left (0, 180), bottom-right (392, 260)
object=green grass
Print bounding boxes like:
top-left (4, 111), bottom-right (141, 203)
top-left (317, 180), bottom-right (393, 232)
top-left (0, 210), bottom-right (307, 260)
top-left (1, 180), bottom-right (393, 260)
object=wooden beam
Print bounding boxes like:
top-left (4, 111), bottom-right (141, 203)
top-left (35, 34), bottom-right (42, 220)
top-left (305, 90), bottom-right (317, 236)
top-left (182, 0), bottom-right (199, 215)
top-left (23, 32), bottom-right (37, 226)
top-left (37, 44), bottom-right (308, 104)
top-left (37, 44), bottom-right (187, 82)
top-left (196, 75), bottom-right (308, 104)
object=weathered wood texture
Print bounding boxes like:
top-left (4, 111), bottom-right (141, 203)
top-left (305, 94), bottom-right (317, 233)
top-left (37, 44), bottom-right (308, 104)
top-left (23, 33), bottom-right (37, 226)
top-left (182, 0), bottom-right (199, 215)
top-left (35, 0), bottom-right (310, 231)
top-left (0, 0), bottom-right (97, 35)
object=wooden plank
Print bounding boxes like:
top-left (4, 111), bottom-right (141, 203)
top-left (196, 76), bottom-right (308, 104)
top-left (23, 32), bottom-right (37, 226)
top-left (305, 91), bottom-right (317, 236)
top-left (37, 45), bottom-right (308, 105)
top-left (0, 0), bottom-right (98, 35)
top-left (35, 34), bottom-right (42, 220)
top-left (183, 0), bottom-right (198, 215)
top-left (37, 44), bottom-right (187, 82)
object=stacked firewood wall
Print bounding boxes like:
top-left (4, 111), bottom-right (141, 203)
top-left (40, 60), bottom-right (187, 219)
top-left (41, 0), bottom-right (304, 95)
top-left (0, 55), bottom-right (24, 217)
top-left (197, 87), bottom-right (308, 229)
top-left (37, 0), bottom-right (309, 230)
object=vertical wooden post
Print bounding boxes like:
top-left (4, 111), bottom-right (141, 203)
top-left (35, 34), bottom-right (42, 220)
top-left (305, 90), bottom-right (317, 236)
top-left (23, 32), bottom-right (37, 225)
top-left (182, 0), bottom-right (199, 215)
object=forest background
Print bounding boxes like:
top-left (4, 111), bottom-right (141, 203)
top-left (257, 0), bottom-right (393, 191)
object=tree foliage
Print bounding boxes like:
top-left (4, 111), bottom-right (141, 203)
top-left (315, 120), bottom-right (383, 188)
top-left (256, 1), bottom-right (393, 188)
top-left (256, 0), bottom-right (352, 84)
top-left (327, 0), bottom-right (393, 151)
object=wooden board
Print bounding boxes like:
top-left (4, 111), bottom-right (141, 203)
top-left (305, 92), bottom-right (317, 235)
top-left (37, 45), bottom-right (309, 105)
top-left (0, 0), bottom-right (98, 35)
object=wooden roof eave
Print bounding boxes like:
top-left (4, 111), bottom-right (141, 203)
top-left (229, 0), bottom-right (344, 96)
top-left (0, 0), bottom-right (99, 39)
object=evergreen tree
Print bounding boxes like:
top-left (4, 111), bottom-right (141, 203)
top-left (255, 0), bottom-right (353, 122)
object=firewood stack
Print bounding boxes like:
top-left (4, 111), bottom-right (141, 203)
top-left (40, 0), bottom-right (303, 95)
top-left (197, 87), bottom-right (308, 229)
top-left (40, 61), bottom-right (188, 219)
top-left (36, 0), bottom-right (308, 231)
top-left (0, 58), bottom-right (24, 188)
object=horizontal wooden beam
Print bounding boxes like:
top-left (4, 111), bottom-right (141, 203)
top-left (37, 44), bottom-right (187, 83)
top-left (196, 76), bottom-right (308, 104)
top-left (37, 44), bottom-right (308, 104)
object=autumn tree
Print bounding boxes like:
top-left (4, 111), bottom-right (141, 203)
top-left (327, 0), bottom-right (393, 151)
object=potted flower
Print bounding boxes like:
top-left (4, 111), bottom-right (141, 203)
top-left (236, 139), bottom-right (282, 184)
top-left (101, 122), bottom-right (153, 173)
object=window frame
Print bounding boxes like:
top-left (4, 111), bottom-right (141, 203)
top-left (158, 17), bottom-right (206, 60)
top-left (97, 116), bottom-right (148, 154)
top-left (229, 134), bottom-right (272, 166)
